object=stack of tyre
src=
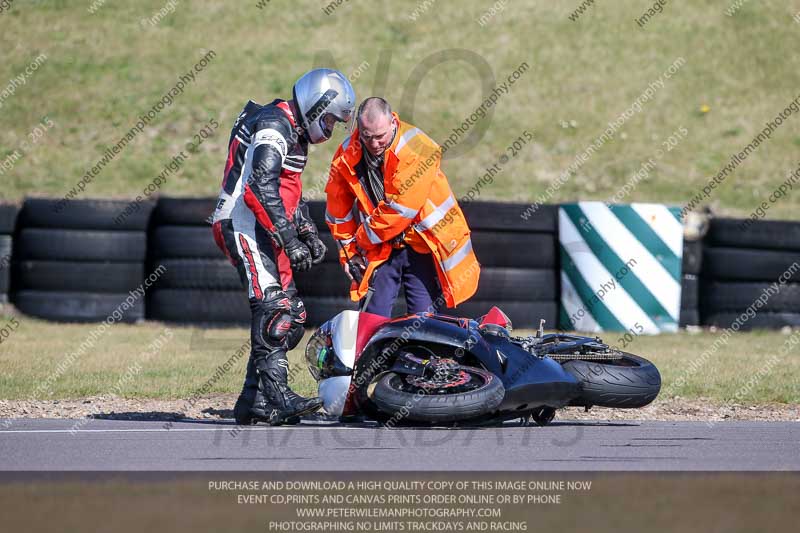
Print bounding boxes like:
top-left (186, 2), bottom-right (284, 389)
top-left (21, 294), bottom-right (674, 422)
top-left (701, 218), bottom-right (800, 329)
top-left (679, 238), bottom-right (702, 327)
top-left (449, 202), bottom-right (559, 327)
top-left (0, 204), bottom-right (18, 304)
top-left (13, 199), bottom-right (151, 322)
top-left (147, 197), bottom-right (250, 324)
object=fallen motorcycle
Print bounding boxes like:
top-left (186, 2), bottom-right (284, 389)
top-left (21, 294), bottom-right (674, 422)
top-left (304, 307), bottom-right (661, 426)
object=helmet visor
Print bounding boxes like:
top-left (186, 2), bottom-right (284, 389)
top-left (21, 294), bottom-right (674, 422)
top-left (320, 111), bottom-right (354, 139)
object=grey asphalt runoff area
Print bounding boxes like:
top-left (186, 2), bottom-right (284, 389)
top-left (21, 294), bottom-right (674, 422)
top-left (1, 418), bottom-right (798, 471)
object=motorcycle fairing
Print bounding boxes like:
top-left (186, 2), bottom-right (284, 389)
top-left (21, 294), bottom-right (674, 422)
top-left (317, 310), bottom-right (390, 416)
top-left (353, 312), bottom-right (581, 413)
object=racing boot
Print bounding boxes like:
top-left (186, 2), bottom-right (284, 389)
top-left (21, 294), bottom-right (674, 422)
top-left (235, 357), bottom-right (303, 426)
top-left (250, 349), bottom-right (322, 426)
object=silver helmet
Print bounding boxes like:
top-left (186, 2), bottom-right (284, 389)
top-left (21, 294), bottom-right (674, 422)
top-left (292, 68), bottom-right (356, 144)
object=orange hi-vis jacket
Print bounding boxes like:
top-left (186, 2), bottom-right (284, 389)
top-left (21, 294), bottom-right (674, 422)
top-left (325, 113), bottom-right (480, 307)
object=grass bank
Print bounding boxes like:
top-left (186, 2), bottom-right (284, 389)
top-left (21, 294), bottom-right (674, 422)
top-left (1, 0), bottom-right (799, 218)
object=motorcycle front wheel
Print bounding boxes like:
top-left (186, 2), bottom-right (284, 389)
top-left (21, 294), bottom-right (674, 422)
top-left (368, 365), bottom-right (505, 423)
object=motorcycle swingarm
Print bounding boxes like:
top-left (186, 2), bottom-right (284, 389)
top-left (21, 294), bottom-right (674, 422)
top-left (533, 335), bottom-right (609, 357)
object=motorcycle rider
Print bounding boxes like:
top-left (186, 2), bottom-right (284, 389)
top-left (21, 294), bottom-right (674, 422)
top-left (212, 69), bottom-right (356, 425)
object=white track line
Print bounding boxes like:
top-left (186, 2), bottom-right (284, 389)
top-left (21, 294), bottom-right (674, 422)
top-left (0, 427), bottom-right (310, 434)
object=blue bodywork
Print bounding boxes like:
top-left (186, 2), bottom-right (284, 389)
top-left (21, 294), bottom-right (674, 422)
top-left (354, 313), bottom-right (581, 414)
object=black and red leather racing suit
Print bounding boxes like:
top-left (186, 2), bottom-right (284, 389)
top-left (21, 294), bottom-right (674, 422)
top-left (212, 99), bottom-right (321, 396)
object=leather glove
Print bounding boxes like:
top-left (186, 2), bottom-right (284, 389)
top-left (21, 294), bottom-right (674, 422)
top-left (271, 218), bottom-right (313, 272)
top-left (284, 237), bottom-right (313, 272)
top-left (297, 217), bottom-right (327, 266)
top-left (300, 233), bottom-right (327, 265)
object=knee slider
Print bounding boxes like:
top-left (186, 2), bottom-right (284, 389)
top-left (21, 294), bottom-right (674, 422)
top-left (260, 291), bottom-right (306, 349)
top-left (262, 309), bottom-right (294, 348)
top-left (259, 289), bottom-right (293, 348)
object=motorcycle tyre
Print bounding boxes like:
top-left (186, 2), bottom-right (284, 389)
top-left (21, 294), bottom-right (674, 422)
top-left (562, 353), bottom-right (661, 408)
top-left (370, 367), bottom-right (504, 423)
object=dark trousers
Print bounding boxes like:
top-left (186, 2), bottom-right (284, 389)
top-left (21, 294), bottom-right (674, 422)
top-left (363, 247), bottom-right (442, 317)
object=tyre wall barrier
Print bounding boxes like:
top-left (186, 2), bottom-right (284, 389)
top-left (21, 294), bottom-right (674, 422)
top-left (680, 238), bottom-right (702, 327)
top-left (9, 199), bottom-right (151, 322)
top-left (700, 218), bottom-right (800, 330)
top-left (146, 197), bottom-right (248, 323)
top-left (456, 202), bottom-right (559, 328)
top-left (1, 196), bottom-right (798, 330)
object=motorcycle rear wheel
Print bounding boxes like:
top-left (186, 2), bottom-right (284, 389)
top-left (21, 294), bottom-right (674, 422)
top-left (562, 352), bottom-right (661, 408)
top-left (369, 366), bottom-right (504, 423)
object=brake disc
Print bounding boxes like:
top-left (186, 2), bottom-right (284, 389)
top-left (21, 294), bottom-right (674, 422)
top-left (405, 359), bottom-right (470, 390)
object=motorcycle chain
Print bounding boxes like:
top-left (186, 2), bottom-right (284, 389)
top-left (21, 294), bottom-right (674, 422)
top-left (547, 351), bottom-right (623, 362)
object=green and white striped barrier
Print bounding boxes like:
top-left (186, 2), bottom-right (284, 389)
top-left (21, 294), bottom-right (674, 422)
top-left (558, 202), bottom-right (683, 334)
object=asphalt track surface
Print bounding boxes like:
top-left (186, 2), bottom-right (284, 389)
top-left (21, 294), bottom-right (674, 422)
top-left (1, 418), bottom-right (798, 471)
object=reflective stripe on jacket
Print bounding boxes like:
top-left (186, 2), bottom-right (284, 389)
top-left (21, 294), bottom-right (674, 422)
top-left (325, 113), bottom-right (480, 307)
